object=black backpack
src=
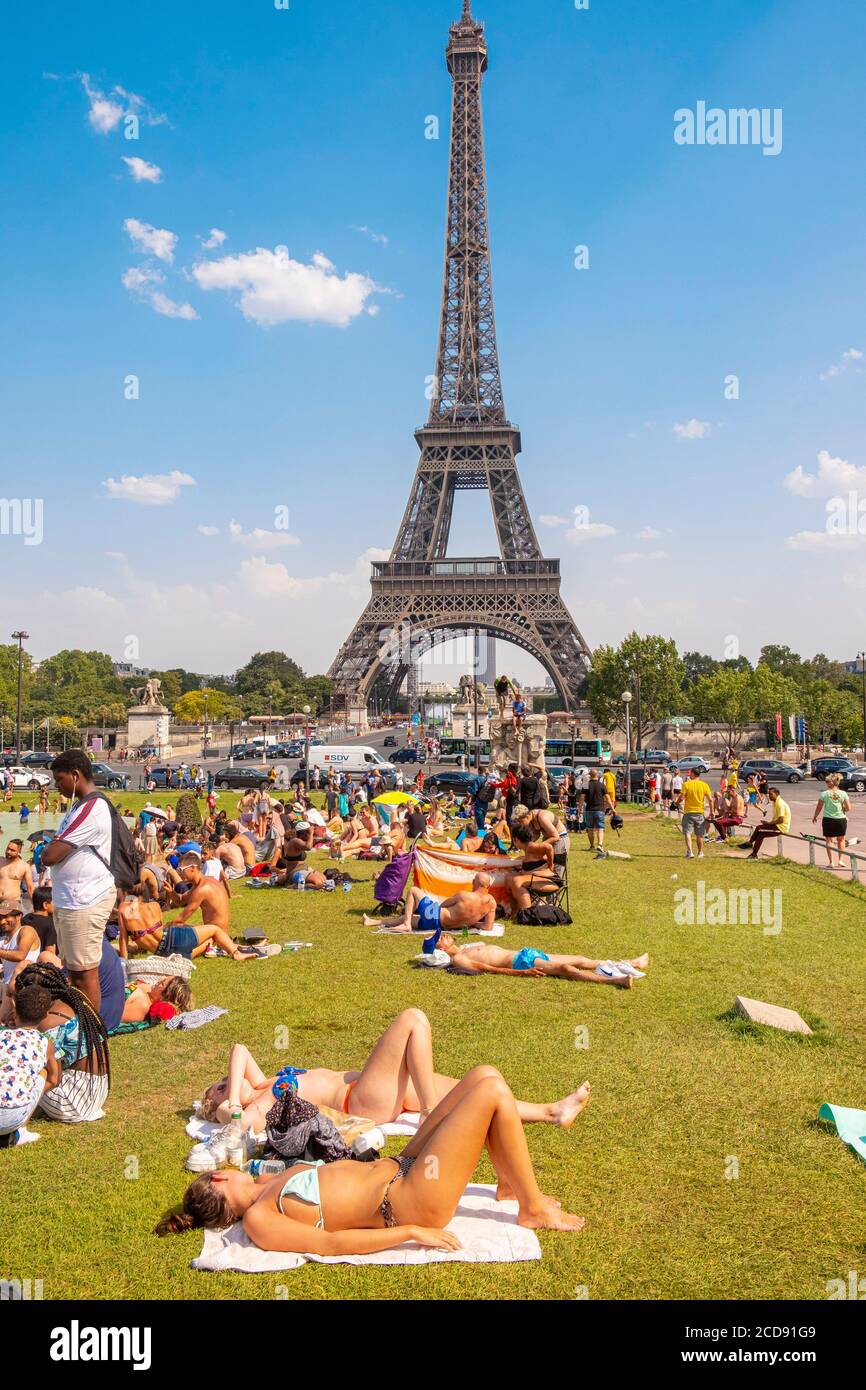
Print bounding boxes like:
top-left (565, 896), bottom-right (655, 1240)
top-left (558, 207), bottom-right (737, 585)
top-left (515, 903), bottom-right (572, 926)
top-left (71, 792), bottom-right (143, 892)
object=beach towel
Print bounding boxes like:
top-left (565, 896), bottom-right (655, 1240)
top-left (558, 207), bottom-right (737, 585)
top-left (186, 1111), bottom-right (421, 1144)
top-left (192, 1184), bottom-right (541, 1271)
top-left (165, 1005), bottom-right (228, 1031)
top-left (375, 922), bottom-right (505, 938)
top-left (818, 1102), bottom-right (866, 1164)
top-left (414, 842), bottom-right (522, 908)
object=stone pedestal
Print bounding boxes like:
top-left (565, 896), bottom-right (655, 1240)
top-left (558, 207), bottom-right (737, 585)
top-left (348, 702), bottom-right (370, 736)
top-left (450, 703), bottom-right (491, 740)
top-left (489, 711), bottom-right (548, 774)
top-left (127, 705), bottom-right (171, 757)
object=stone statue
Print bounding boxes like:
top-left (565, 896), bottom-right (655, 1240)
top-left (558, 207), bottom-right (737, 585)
top-left (457, 674), bottom-right (486, 705)
top-left (132, 678), bottom-right (163, 708)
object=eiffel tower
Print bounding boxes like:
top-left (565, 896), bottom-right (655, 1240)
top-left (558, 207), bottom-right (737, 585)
top-left (329, 1), bottom-right (592, 718)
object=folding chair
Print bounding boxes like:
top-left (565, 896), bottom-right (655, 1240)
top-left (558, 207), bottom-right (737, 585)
top-left (528, 859), bottom-right (570, 919)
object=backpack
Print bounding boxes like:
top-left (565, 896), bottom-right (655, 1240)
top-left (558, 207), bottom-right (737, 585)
top-left (71, 792), bottom-right (143, 892)
top-left (515, 903), bottom-right (572, 926)
top-left (477, 780), bottom-right (497, 805)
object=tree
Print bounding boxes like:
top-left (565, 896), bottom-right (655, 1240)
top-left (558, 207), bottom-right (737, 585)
top-left (759, 644), bottom-right (803, 680)
top-left (30, 650), bottom-right (127, 723)
top-left (681, 652), bottom-right (720, 687)
top-left (234, 651), bottom-right (305, 697)
top-left (174, 793), bottom-right (203, 836)
top-left (587, 633), bottom-right (685, 745)
top-left (689, 664), bottom-right (799, 749)
top-left (173, 689), bottom-right (242, 723)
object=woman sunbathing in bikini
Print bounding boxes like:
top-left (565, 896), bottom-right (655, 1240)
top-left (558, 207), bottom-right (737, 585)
top-left (337, 808), bottom-right (379, 859)
top-left (159, 1065), bottom-right (586, 1251)
top-left (197, 1007), bottom-right (591, 1132)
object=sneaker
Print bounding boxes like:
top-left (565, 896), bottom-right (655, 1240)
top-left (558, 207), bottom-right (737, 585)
top-left (15, 1127), bottom-right (40, 1145)
top-left (594, 849), bottom-right (608, 859)
top-left (685, 851), bottom-right (693, 859)
top-left (697, 851), bottom-right (705, 859)
top-left (186, 1125), bottom-right (230, 1172)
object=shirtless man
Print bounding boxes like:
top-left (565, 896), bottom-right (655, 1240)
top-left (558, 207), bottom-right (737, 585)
top-left (217, 827), bottom-right (254, 880)
top-left (438, 934), bottom-right (649, 987)
top-left (116, 860), bottom-right (256, 961)
top-left (364, 873), bottom-right (498, 935)
top-left (0, 840), bottom-right (34, 905)
top-left (516, 805), bottom-right (570, 863)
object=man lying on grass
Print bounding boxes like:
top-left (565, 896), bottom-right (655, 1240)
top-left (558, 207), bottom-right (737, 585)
top-left (363, 873), bottom-right (498, 935)
top-left (436, 933), bottom-right (649, 988)
top-left (116, 856), bottom-right (259, 961)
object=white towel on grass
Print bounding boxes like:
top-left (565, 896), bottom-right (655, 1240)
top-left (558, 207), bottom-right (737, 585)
top-left (375, 923), bottom-right (505, 937)
top-left (186, 1111), bottom-right (421, 1142)
top-left (192, 1184), bottom-right (540, 1270)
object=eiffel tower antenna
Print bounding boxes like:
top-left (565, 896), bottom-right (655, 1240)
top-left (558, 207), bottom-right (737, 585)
top-left (329, 5), bottom-right (592, 722)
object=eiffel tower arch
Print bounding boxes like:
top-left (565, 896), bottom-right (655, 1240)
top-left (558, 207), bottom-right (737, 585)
top-left (329, 2), bottom-right (592, 714)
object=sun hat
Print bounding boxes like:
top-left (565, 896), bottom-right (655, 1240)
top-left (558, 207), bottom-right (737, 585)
top-left (0, 899), bottom-right (24, 917)
top-left (125, 954), bottom-right (194, 983)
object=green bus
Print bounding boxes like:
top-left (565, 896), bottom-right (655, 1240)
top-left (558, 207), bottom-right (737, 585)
top-left (544, 736), bottom-right (612, 766)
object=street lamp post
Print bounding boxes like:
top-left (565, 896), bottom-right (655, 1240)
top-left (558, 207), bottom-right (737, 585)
top-left (622, 691), bottom-right (633, 803)
top-left (570, 716), bottom-right (577, 768)
top-left (11, 630), bottom-right (28, 760)
top-left (303, 704), bottom-right (311, 792)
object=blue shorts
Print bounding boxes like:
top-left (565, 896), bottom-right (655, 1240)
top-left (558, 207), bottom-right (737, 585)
top-left (416, 896), bottom-right (442, 932)
top-left (156, 925), bottom-right (199, 960)
top-left (588, 810), bottom-right (606, 830)
top-left (513, 947), bottom-right (550, 972)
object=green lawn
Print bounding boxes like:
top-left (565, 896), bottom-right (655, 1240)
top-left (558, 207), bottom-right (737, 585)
top-left (3, 799), bottom-right (864, 1301)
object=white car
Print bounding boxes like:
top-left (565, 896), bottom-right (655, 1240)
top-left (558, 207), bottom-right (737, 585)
top-left (4, 765), bottom-right (51, 790)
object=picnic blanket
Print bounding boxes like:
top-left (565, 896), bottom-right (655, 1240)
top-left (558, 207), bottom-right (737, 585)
top-left (413, 841), bottom-right (522, 908)
top-left (375, 922), bottom-right (505, 938)
top-left (192, 1184), bottom-right (541, 1271)
top-left (818, 1102), bottom-right (866, 1164)
top-left (186, 1111), bottom-right (421, 1144)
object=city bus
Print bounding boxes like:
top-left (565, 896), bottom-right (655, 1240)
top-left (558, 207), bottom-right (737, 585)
top-left (438, 736), bottom-right (492, 766)
top-left (544, 736), bottom-right (612, 766)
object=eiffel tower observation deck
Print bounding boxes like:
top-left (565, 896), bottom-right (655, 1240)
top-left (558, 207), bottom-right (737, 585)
top-left (329, 2), bottom-right (592, 715)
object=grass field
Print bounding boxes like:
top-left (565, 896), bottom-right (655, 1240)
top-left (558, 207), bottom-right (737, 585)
top-left (2, 794), bottom-right (864, 1301)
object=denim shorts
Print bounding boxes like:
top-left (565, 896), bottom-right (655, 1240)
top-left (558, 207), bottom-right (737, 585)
top-left (588, 810), bottom-right (606, 830)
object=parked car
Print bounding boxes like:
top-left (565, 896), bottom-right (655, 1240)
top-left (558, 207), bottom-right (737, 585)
top-left (5, 766), bottom-right (51, 790)
top-left (737, 758), bottom-right (803, 784)
top-left (810, 756), bottom-right (858, 781)
top-left (383, 735), bottom-right (397, 748)
top-left (423, 769), bottom-right (483, 796)
top-left (392, 746), bottom-right (426, 764)
top-left (229, 743), bottom-right (258, 760)
top-left (673, 756), bottom-right (711, 773)
top-left (90, 762), bottom-right (130, 791)
top-left (20, 751), bottom-right (56, 767)
top-left (612, 749), bottom-right (672, 765)
top-left (212, 766), bottom-right (272, 790)
top-left (838, 764), bottom-right (866, 793)
top-left (266, 742), bottom-right (300, 759)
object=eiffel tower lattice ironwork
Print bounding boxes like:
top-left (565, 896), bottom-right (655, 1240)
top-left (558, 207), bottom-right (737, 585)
top-left (329, 2), bottom-right (592, 713)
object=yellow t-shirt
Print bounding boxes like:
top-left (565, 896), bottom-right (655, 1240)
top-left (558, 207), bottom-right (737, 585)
top-left (771, 796), bottom-right (791, 833)
top-left (602, 770), bottom-right (616, 803)
top-left (681, 778), bottom-right (711, 815)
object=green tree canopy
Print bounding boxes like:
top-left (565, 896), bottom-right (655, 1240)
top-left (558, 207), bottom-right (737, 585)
top-left (587, 633), bottom-right (685, 745)
top-left (173, 689), bottom-right (243, 723)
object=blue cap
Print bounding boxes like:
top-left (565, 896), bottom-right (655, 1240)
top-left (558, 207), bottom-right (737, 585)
top-left (422, 926), bottom-right (443, 956)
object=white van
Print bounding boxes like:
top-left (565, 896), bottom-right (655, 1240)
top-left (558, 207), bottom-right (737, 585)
top-left (306, 745), bottom-right (397, 785)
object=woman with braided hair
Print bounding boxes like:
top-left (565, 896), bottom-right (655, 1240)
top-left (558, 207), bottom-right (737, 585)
top-left (13, 961), bottom-right (110, 1123)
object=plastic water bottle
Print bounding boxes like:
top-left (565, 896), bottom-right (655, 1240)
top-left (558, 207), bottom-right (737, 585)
top-left (342, 880), bottom-right (351, 893)
top-left (244, 1158), bottom-right (286, 1177)
top-left (298, 871), bottom-right (307, 892)
top-left (225, 1109), bottom-right (245, 1168)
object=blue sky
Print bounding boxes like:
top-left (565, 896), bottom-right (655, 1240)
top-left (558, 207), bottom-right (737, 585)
top-left (2, 0), bottom-right (865, 682)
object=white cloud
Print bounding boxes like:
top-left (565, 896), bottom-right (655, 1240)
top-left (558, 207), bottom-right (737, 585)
top-left (122, 264), bottom-right (198, 319)
top-left (198, 525), bottom-right (219, 537)
top-left (102, 470), bottom-right (196, 506)
top-left (615, 550), bottom-right (669, 564)
top-left (820, 347), bottom-right (863, 381)
top-left (539, 514), bottom-right (571, 527)
top-left (785, 530), bottom-right (866, 552)
top-left (122, 155), bottom-right (162, 183)
top-left (191, 245), bottom-right (381, 327)
top-left (784, 448), bottom-right (866, 498)
top-left (228, 521), bottom-right (301, 550)
top-left (636, 526), bottom-right (663, 540)
top-left (200, 228), bottom-right (227, 249)
top-left (566, 522), bottom-right (617, 544)
top-left (673, 419), bottom-right (711, 441)
top-left (124, 217), bottom-right (177, 263)
top-left (351, 225), bottom-right (389, 247)
top-left (77, 73), bottom-right (168, 134)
